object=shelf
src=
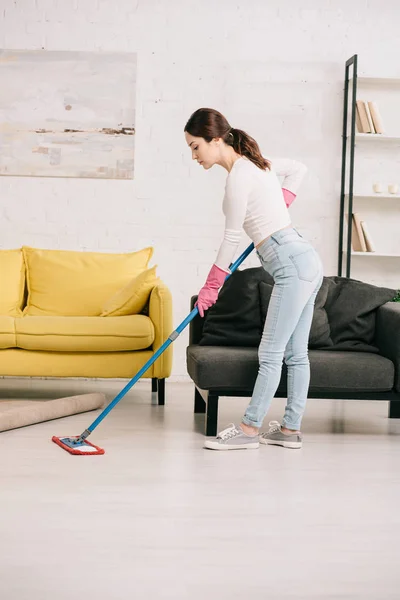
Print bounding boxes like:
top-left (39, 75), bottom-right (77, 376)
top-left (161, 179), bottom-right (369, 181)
top-left (350, 77), bottom-right (400, 87)
top-left (354, 134), bottom-right (400, 143)
top-left (345, 194), bottom-right (400, 200)
top-left (343, 251), bottom-right (400, 257)
top-left (340, 56), bottom-right (400, 285)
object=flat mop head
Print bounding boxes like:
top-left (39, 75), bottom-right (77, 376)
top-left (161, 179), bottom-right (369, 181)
top-left (52, 435), bottom-right (105, 455)
top-left (51, 393), bottom-right (106, 454)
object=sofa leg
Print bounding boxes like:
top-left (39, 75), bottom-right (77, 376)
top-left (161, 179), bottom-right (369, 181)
top-left (158, 378), bottom-right (165, 406)
top-left (389, 401), bottom-right (400, 418)
top-left (194, 388), bottom-right (206, 414)
top-left (152, 378), bottom-right (158, 393)
top-left (206, 394), bottom-right (219, 437)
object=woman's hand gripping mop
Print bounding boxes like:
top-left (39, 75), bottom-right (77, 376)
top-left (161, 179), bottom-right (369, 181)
top-left (52, 243), bottom-right (255, 455)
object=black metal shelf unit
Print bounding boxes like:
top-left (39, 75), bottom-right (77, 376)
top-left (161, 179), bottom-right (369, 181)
top-left (338, 54), bottom-right (358, 278)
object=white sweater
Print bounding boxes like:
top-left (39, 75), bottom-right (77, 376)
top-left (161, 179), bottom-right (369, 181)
top-left (215, 156), bottom-right (307, 271)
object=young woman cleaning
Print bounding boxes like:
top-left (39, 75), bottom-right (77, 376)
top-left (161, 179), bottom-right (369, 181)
top-left (184, 108), bottom-right (323, 451)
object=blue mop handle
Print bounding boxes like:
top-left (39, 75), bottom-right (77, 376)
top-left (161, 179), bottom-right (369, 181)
top-left (81, 242), bottom-right (255, 439)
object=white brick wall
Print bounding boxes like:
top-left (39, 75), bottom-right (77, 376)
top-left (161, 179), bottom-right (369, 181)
top-left (1, 0), bottom-right (400, 379)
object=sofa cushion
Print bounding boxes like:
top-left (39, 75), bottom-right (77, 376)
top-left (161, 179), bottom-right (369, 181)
top-left (14, 315), bottom-right (155, 352)
top-left (23, 246), bottom-right (153, 317)
top-left (318, 277), bottom-right (396, 352)
top-left (199, 267), bottom-right (396, 353)
top-left (187, 345), bottom-right (394, 393)
top-left (200, 266), bottom-right (332, 349)
top-left (0, 348), bottom-right (156, 378)
top-left (0, 316), bottom-right (17, 348)
top-left (0, 249), bottom-right (25, 317)
top-left (199, 267), bottom-right (274, 347)
top-left (101, 266), bottom-right (160, 317)
top-left (308, 277), bottom-right (333, 348)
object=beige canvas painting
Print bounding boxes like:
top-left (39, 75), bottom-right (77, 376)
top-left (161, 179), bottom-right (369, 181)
top-left (0, 50), bottom-right (136, 179)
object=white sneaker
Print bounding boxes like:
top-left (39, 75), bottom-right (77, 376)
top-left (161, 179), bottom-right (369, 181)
top-left (204, 423), bottom-right (260, 451)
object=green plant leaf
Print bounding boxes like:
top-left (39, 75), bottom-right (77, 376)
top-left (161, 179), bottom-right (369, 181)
top-left (392, 290), bottom-right (400, 302)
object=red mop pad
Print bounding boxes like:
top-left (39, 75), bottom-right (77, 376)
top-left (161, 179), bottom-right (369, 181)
top-left (52, 435), bottom-right (104, 455)
top-left (50, 393), bottom-right (106, 455)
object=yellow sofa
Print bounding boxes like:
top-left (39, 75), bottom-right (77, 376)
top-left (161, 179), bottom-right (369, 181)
top-left (0, 246), bottom-right (173, 403)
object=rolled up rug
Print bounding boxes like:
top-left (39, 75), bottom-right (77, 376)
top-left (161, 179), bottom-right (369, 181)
top-left (0, 393), bottom-right (106, 433)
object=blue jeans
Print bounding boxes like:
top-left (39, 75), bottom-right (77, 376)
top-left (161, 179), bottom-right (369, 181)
top-left (242, 227), bottom-right (323, 431)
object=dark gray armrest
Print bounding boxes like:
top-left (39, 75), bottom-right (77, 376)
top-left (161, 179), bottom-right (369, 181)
top-left (375, 302), bottom-right (400, 392)
top-left (189, 295), bottom-right (204, 345)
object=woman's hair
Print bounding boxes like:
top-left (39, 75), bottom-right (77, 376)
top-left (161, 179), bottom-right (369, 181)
top-left (184, 108), bottom-right (270, 171)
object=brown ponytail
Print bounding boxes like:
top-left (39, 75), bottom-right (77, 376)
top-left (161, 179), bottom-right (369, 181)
top-left (184, 108), bottom-right (270, 171)
top-left (229, 127), bottom-right (270, 171)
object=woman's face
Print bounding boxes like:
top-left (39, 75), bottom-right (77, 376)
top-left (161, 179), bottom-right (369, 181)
top-left (184, 132), bottom-right (219, 170)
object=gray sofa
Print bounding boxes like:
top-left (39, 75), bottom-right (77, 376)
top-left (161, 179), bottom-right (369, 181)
top-left (186, 267), bottom-right (400, 436)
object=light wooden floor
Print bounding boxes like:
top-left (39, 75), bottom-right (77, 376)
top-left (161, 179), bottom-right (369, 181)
top-left (0, 378), bottom-right (399, 599)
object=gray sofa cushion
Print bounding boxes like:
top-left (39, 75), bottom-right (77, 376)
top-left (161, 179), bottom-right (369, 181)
top-left (199, 267), bottom-right (396, 353)
top-left (319, 277), bottom-right (396, 352)
top-left (187, 345), bottom-right (395, 393)
top-left (306, 277), bottom-right (333, 348)
top-left (199, 267), bottom-right (273, 347)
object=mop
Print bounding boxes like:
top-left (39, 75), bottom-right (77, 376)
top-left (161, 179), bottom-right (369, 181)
top-left (52, 243), bottom-right (255, 455)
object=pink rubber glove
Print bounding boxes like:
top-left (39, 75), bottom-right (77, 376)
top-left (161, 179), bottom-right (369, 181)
top-left (195, 264), bottom-right (230, 318)
top-left (282, 188), bottom-right (296, 208)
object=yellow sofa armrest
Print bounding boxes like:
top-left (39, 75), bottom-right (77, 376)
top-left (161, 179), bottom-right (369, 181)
top-left (148, 280), bottom-right (173, 378)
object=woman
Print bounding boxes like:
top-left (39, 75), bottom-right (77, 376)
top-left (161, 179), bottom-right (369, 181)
top-left (184, 108), bottom-right (323, 451)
